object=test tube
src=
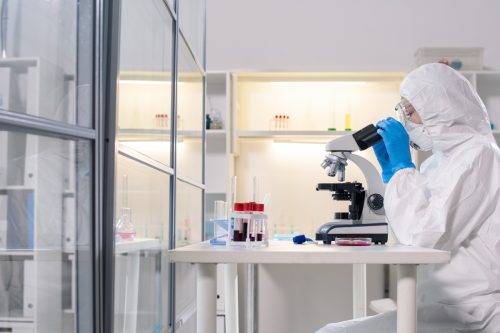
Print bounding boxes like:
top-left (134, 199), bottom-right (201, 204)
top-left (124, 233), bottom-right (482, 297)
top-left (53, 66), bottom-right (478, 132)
top-left (233, 203), bottom-right (244, 241)
top-left (242, 202), bottom-right (253, 241)
top-left (255, 203), bottom-right (265, 241)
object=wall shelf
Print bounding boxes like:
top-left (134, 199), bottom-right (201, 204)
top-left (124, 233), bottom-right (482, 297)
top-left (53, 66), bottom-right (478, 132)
top-left (117, 128), bottom-right (204, 141)
top-left (206, 129), bottom-right (226, 138)
top-left (0, 317), bottom-right (34, 323)
top-left (0, 250), bottom-right (34, 257)
top-left (237, 130), bottom-right (351, 138)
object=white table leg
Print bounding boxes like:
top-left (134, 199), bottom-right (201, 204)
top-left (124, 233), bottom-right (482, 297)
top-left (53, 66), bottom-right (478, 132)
top-left (352, 263), bottom-right (367, 318)
top-left (123, 253), bottom-right (140, 333)
top-left (246, 263), bottom-right (255, 333)
top-left (197, 263), bottom-right (217, 333)
top-left (224, 264), bottom-right (239, 333)
top-left (397, 264), bottom-right (417, 333)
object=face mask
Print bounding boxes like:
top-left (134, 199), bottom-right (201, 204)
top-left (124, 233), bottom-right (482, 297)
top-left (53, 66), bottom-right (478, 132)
top-left (406, 123), bottom-right (433, 151)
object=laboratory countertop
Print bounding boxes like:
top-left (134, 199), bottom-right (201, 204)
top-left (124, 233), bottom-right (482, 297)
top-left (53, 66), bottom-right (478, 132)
top-left (169, 240), bottom-right (450, 265)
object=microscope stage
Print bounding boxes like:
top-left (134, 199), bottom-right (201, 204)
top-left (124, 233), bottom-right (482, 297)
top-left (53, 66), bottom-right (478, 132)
top-left (316, 220), bottom-right (388, 245)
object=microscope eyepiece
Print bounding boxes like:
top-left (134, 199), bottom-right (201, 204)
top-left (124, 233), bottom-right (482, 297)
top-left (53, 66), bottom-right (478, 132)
top-left (352, 124), bottom-right (382, 150)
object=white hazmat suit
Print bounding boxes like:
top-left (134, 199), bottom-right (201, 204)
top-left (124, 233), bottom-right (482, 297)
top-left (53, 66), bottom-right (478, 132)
top-left (317, 63), bottom-right (500, 332)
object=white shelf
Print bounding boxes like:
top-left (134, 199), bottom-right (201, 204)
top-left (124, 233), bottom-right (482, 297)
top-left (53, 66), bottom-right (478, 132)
top-left (206, 129), bottom-right (226, 138)
top-left (0, 250), bottom-right (34, 256)
top-left (461, 70), bottom-right (500, 75)
top-left (117, 128), bottom-right (171, 141)
top-left (115, 238), bottom-right (161, 254)
top-left (0, 317), bottom-right (34, 323)
top-left (237, 130), bottom-right (352, 138)
top-left (117, 128), bottom-right (203, 141)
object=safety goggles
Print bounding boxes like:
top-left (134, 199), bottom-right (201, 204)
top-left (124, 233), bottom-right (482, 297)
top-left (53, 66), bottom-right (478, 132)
top-left (394, 102), bottom-right (414, 128)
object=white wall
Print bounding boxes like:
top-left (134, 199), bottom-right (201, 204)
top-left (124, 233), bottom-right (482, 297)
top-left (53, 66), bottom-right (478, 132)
top-left (207, 0), bottom-right (500, 71)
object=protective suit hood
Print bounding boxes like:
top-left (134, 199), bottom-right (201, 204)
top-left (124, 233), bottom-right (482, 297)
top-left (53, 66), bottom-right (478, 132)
top-left (400, 63), bottom-right (495, 153)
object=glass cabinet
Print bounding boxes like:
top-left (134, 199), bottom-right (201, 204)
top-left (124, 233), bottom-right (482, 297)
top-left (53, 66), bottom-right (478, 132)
top-left (0, 0), bottom-right (206, 332)
top-left (113, 0), bottom-right (205, 332)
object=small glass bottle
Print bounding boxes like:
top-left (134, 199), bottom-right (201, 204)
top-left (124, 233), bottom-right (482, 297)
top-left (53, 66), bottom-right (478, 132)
top-left (345, 113), bottom-right (351, 131)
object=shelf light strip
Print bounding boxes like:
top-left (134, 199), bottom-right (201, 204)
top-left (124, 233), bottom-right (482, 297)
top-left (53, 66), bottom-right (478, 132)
top-left (119, 80), bottom-right (184, 85)
top-left (270, 81), bottom-right (367, 86)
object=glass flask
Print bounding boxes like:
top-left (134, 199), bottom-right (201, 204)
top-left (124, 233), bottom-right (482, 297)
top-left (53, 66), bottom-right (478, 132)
top-left (116, 207), bottom-right (136, 241)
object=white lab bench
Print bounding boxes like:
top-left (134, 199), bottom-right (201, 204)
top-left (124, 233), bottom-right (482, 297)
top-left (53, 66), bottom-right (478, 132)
top-left (169, 240), bottom-right (450, 333)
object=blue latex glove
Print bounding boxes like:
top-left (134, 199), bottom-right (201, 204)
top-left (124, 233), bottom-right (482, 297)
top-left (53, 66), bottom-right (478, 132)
top-left (376, 117), bottom-right (416, 174)
top-left (373, 140), bottom-right (394, 183)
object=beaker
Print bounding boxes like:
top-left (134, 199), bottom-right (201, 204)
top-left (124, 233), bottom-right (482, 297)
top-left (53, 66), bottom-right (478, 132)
top-left (210, 201), bottom-right (228, 245)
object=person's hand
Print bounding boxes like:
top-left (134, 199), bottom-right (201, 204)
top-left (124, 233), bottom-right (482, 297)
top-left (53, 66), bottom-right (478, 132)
top-left (376, 117), bottom-right (416, 174)
top-left (373, 140), bottom-right (394, 183)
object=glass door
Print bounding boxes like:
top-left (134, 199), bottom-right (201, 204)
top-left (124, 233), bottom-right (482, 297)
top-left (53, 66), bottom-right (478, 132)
top-left (113, 0), bottom-right (175, 332)
top-left (0, 1), bottom-right (96, 332)
top-left (111, 0), bottom-right (205, 332)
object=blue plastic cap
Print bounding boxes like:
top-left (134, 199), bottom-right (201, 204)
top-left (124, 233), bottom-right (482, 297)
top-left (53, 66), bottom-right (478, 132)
top-left (293, 234), bottom-right (313, 244)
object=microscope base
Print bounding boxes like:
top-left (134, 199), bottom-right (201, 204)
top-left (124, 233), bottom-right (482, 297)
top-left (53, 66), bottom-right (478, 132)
top-left (316, 221), bottom-right (388, 245)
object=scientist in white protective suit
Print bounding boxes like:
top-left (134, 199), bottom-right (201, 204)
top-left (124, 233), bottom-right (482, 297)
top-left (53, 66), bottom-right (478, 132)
top-left (317, 63), bottom-right (500, 332)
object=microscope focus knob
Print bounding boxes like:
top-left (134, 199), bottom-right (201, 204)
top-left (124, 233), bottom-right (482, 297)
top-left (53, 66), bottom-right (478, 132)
top-left (367, 194), bottom-right (384, 211)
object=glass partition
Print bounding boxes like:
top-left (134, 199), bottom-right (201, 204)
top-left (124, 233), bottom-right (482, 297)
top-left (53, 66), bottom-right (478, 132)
top-left (177, 37), bottom-right (204, 183)
top-left (113, 0), bottom-right (174, 332)
top-left (174, 181), bottom-right (202, 332)
top-left (116, 0), bottom-right (174, 168)
top-left (178, 0), bottom-right (205, 65)
top-left (114, 153), bottom-right (170, 332)
top-left (0, 131), bottom-right (92, 332)
top-left (0, 1), bottom-right (93, 127)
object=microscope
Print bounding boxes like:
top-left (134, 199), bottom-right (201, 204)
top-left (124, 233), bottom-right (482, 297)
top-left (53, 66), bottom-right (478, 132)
top-left (316, 125), bottom-right (388, 244)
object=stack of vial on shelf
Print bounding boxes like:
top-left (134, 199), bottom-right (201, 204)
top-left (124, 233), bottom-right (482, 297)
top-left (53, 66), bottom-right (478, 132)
top-left (228, 202), bottom-right (268, 247)
top-left (269, 114), bottom-right (290, 130)
top-left (155, 114), bottom-right (169, 128)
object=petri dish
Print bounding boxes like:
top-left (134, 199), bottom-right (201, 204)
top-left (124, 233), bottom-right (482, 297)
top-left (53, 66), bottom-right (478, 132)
top-left (335, 237), bottom-right (372, 246)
